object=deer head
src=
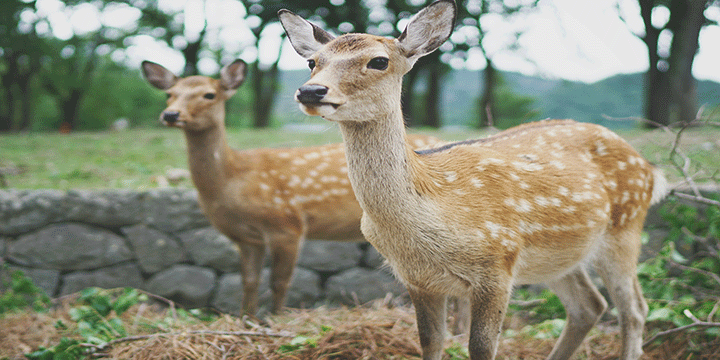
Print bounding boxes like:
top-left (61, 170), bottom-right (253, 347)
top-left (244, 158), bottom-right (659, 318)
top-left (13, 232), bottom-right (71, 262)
top-left (142, 60), bottom-right (247, 131)
top-left (279, 0), bottom-right (456, 122)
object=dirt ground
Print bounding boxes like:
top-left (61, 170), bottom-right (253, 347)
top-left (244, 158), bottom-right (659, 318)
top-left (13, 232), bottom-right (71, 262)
top-left (1, 298), bottom-right (718, 360)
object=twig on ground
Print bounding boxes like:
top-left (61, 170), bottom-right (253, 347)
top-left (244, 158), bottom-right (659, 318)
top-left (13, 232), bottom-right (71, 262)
top-left (80, 329), bottom-right (294, 353)
top-left (643, 320), bottom-right (720, 347)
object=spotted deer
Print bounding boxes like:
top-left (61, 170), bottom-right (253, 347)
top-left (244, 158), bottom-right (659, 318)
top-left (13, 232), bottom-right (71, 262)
top-left (142, 59), bottom-right (442, 315)
top-left (279, 1), bottom-right (669, 359)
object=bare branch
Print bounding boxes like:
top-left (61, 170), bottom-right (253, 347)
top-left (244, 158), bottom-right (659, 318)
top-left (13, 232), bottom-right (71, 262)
top-left (643, 321), bottom-right (720, 347)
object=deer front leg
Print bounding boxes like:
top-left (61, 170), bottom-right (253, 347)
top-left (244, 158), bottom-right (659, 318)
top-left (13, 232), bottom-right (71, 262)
top-left (268, 233), bottom-right (304, 314)
top-left (238, 242), bottom-right (266, 315)
top-left (468, 284), bottom-right (511, 360)
top-left (408, 287), bottom-right (447, 360)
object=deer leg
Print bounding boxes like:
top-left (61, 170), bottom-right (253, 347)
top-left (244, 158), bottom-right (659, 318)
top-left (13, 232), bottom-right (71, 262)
top-left (546, 268), bottom-right (608, 360)
top-left (595, 232), bottom-right (647, 360)
top-left (238, 242), bottom-right (266, 315)
top-left (468, 284), bottom-right (511, 360)
top-left (408, 287), bottom-right (447, 360)
top-left (268, 234), bottom-right (303, 313)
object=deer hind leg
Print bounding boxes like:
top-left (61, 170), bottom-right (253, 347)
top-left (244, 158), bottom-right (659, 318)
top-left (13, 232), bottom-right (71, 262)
top-left (268, 234), bottom-right (303, 314)
top-left (238, 242), bottom-right (266, 315)
top-left (546, 268), bottom-right (608, 360)
top-left (408, 287), bottom-right (447, 360)
top-left (595, 230), bottom-right (647, 360)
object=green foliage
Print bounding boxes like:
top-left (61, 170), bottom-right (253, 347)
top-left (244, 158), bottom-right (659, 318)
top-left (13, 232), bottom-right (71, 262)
top-left (491, 80), bottom-right (540, 130)
top-left (445, 342), bottom-right (470, 359)
top-left (638, 197), bottom-right (720, 335)
top-left (24, 287), bottom-right (147, 359)
top-left (0, 266), bottom-right (51, 315)
top-left (277, 335), bottom-right (320, 354)
top-left (509, 288), bottom-right (566, 321)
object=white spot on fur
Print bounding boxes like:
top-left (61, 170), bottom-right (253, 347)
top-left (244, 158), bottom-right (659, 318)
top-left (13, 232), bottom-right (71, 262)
top-left (512, 161), bottom-right (543, 172)
top-left (617, 161), bottom-right (627, 170)
top-left (444, 171), bottom-right (458, 182)
top-left (259, 183), bottom-right (270, 191)
top-left (471, 178), bottom-right (484, 188)
top-left (558, 186), bottom-right (569, 196)
top-left (595, 140), bottom-right (607, 155)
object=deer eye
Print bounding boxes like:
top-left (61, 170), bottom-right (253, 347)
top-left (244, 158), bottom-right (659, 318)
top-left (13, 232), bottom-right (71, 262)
top-left (203, 93), bottom-right (216, 100)
top-left (367, 57), bottom-right (389, 70)
top-left (308, 59), bottom-right (316, 70)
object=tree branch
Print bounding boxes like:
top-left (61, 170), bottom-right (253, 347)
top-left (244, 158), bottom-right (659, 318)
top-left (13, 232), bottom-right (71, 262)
top-left (643, 320), bottom-right (720, 347)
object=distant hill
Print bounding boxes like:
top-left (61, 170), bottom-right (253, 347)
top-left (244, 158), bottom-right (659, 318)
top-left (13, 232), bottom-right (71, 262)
top-left (275, 69), bottom-right (720, 130)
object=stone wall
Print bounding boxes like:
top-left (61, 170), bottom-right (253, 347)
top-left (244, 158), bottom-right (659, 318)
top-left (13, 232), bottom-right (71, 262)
top-left (0, 189), bottom-right (404, 315)
top-left (1, 188), bottom-right (700, 314)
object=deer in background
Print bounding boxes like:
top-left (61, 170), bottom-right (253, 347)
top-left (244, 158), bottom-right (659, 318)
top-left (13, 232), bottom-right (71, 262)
top-left (280, 0), bottom-right (669, 359)
top-left (141, 59), bottom-right (441, 315)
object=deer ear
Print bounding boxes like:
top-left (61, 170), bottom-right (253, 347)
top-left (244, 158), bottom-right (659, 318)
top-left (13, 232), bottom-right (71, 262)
top-left (278, 9), bottom-right (335, 58)
top-left (220, 59), bottom-right (247, 96)
top-left (396, 0), bottom-right (456, 64)
top-left (141, 61), bottom-right (178, 90)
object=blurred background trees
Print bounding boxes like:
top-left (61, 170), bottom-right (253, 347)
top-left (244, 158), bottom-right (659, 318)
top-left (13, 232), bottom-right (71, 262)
top-left (0, 0), bottom-right (718, 133)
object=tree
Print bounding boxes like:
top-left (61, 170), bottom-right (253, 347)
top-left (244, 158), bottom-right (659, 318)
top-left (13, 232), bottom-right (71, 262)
top-left (454, 0), bottom-right (539, 128)
top-left (0, 0), bottom-right (44, 132)
top-left (620, 0), bottom-right (719, 126)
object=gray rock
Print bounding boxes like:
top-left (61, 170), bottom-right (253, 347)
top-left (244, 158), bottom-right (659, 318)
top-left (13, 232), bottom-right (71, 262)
top-left (298, 240), bottom-right (363, 272)
top-left (213, 267), bottom-right (321, 315)
top-left (145, 265), bottom-right (216, 309)
top-left (326, 268), bottom-right (406, 306)
top-left (258, 267), bottom-right (321, 310)
top-left (363, 245), bottom-right (388, 269)
top-left (178, 227), bottom-right (240, 273)
top-left (60, 263), bottom-right (144, 295)
top-left (0, 189), bottom-right (66, 236)
top-left (121, 224), bottom-right (187, 273)
top-left (0, 236), bottom-right (6, 257)
top-left (211, 273), bottom-right (244, 315)
top-left (64, 190), bottom-right (144, 228)
top-left (8, 223), bottom-right (133, 270)
top-left (141, 189), bottom-right (210, 233)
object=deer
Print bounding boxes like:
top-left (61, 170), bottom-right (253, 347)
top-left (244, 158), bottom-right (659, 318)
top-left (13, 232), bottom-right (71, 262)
top-left (279, 0), bottom-right (669, 359)
top-left (141, 59), bottom-right (442, 316)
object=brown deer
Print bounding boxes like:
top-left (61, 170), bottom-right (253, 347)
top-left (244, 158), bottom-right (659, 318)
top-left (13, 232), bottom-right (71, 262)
top-left (141, 59), bottom-right (441, 315)
top-left (280, 1), bottom-right (669, 359)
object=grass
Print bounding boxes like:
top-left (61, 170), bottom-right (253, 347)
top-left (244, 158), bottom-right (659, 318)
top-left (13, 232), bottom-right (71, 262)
top-left (1, 124), bottom-right (718, 190)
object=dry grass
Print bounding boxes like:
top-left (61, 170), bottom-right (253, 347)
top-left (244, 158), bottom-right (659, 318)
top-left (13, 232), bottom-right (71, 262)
top-left (2, 296), bottom-right (719, 360)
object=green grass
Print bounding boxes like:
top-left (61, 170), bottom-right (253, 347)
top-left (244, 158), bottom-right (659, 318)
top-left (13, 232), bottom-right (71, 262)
top-left (1, 125), bottom-right (718, 190)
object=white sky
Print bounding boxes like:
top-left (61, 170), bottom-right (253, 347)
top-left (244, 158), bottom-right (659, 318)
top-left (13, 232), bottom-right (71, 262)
top-left (31, 0), bottom-right (720, 83)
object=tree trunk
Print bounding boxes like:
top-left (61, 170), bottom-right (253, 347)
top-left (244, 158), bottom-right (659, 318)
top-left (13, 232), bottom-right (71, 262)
top-left (61, 89), bottom-right (83, 132)
top-left (251, 60), bottom-right (280, 128)
top-left (425, 59), bottom-right (441, 128)
top-left (666, 0), bottom-right (705, 122)
top-left (402, 65), bottom-right (420, 127)
top-left (639, 0), bottom-right (670, 127)
top-left (479, 59), bottom-right (497, 128)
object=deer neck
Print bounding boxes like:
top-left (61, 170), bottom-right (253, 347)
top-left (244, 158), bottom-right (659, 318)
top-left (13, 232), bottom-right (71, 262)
top-left (337, 108), bottom-right (425, 223)
top-left (183, 124), bottom-right (238, 199)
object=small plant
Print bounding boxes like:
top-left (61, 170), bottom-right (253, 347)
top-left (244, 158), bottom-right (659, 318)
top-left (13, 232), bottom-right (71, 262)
top-left (0, 265), bottom-right (51, 315)
top-left (24, 287), bottom-right (147, 359)
top-left (638, 196), bottom-right (720, 338)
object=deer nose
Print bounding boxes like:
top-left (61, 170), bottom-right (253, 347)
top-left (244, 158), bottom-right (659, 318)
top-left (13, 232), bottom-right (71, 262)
top-left (162, 111), bottom-right (180, 123)
top-left (296, 84), bottom-right (328, 104)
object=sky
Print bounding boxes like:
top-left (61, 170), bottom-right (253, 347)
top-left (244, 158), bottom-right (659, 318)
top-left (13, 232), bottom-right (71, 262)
top-left (31, 0), bottom-right (720, 84)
